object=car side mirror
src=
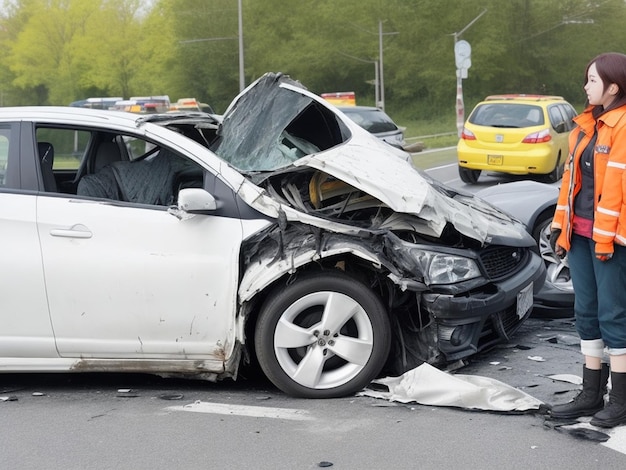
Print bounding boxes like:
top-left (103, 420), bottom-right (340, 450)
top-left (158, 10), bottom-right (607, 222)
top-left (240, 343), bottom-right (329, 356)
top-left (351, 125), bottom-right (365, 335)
top-left (177, 188), bottom-right (217, 213)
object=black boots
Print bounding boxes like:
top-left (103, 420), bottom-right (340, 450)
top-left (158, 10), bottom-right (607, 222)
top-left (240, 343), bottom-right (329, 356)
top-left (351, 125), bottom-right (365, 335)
top-left (591, 371), bottom-right (626, 428)
top-left (550, 364), bottom-right (609, 419)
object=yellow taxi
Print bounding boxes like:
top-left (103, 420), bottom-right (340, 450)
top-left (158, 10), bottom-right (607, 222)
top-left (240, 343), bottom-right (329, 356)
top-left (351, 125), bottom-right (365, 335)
top-left (457, 94), bottom-right (577, 184)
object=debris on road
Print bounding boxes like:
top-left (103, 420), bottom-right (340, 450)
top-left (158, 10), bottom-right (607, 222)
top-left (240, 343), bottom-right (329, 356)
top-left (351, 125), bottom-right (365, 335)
top-left (158, 393), bottom-right (184, 400)
top-left (360, 363), bottom-right (543, 412)
top-left (527, 356), bottom-right (546, 362)
top-left (545, 374), bottom-right (583, 385)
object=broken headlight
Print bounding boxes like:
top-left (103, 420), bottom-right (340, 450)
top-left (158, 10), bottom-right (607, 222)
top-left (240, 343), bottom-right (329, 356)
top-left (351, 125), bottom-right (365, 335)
top-left (412, 250), bottom-right (481, 285)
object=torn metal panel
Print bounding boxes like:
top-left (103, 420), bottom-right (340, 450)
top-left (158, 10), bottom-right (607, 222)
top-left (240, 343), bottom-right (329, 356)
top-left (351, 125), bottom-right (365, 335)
top-left (238, 223), bottom-right (388, 302)
top-left (218, 73), bottom-right (533, 246)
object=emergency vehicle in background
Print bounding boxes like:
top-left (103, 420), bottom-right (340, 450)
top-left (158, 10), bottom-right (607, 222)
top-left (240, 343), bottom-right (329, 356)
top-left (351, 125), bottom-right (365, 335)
top-left (170, 98), bottom-right (215, 114)
top-left (70, 96), bottom-right (216, 114)
top-left (112, 96), bottom-right (171, 114)
top-left (69, 97), bottom-right (122, 110)
top-left (321, 91), bottom-right (356, 106)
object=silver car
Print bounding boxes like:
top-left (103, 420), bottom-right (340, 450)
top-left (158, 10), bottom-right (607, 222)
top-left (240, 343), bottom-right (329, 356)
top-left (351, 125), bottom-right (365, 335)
top-left (476, 180), bottom-right (573, 317)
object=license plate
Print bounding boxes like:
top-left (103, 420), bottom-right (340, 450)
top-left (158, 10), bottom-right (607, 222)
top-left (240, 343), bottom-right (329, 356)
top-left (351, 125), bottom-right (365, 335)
top-left (516, 282), bottom-right (533, 319)
top-left (488, 155), bottom-right (503, 165)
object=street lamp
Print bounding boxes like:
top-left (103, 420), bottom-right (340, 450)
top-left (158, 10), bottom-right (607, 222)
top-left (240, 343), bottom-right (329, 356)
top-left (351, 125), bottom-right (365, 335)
top-left (347, 20), bottom-right (397, 111)
top-left (338, 51), bottom-right (380, 106)
top-left (377, 20), bottom-right (399, 112)
top-left (179, 0), bottom-right (245, 92)
top-left (452, 9), bottom-right (487, 137)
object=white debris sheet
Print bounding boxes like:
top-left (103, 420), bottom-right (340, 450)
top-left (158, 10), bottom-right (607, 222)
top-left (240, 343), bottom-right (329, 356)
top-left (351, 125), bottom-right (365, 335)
top-left (359, 363), bottom-right (543, 411)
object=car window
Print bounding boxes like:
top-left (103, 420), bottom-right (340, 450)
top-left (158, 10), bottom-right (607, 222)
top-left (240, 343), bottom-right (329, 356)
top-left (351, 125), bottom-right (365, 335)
top-left (342, 109), bottom-right (398, 133)
top-left (33, 124), bottom-right (204, 206)
top-left (0, 127), bottom-right (10, 187)
top-left (214, 74), bottom-right (347, 172)
top-left (36, 128), bottom-right (90, 171)
top-left (548, 105), bottom-right (568, 133)
top-left (559, 103), bottom-right (578, 130)
top-left (469, 103), bottom-right (545, 128)
top-left (122, 135), bottom-right (158, 160)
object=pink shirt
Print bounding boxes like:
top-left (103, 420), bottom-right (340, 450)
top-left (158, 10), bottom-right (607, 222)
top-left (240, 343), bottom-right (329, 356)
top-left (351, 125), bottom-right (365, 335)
top-left (572, 215), bottom-right (593, 238)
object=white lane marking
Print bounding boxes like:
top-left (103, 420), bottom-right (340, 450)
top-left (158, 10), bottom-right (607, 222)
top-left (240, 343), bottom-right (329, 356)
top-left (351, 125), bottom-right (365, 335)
top-left (424, 163), bottom-right (460, 186)
top-left (602, 426), bottom-right (626, 454)
top-left (166, 400), bottom-right (314, 421)
top-left (424, 162), bottom-right (457, 172)
top-left (562, 421), bottom-right (626, 455)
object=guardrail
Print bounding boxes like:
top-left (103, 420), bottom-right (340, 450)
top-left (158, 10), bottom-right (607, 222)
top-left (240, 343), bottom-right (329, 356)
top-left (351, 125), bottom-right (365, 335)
top-left (405, 131), bottom-right (457, 142)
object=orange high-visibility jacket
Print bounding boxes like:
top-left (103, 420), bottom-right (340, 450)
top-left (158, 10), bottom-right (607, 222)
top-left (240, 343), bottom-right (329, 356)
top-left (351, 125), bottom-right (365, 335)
top-left (552, 104), bottom-right (626, 255)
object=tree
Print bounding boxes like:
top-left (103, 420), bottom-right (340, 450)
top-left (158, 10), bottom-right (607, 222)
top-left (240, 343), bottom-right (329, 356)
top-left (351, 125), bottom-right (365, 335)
top-left (2, 0), bottom-right (626, 117)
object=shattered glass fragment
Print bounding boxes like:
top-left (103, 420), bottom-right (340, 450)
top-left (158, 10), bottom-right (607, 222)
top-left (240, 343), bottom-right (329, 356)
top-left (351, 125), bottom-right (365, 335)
top-left (158, 393), bottom-right (184, 400)
top-left (545, 374), bottom-right (582, 385)
top-left (527, 356), bottom-right (546, 362)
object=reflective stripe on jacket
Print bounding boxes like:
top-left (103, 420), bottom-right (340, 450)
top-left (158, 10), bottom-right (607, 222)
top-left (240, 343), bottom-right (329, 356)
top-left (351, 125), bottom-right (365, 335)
top-left (552, 104), bottom-right (626, 254)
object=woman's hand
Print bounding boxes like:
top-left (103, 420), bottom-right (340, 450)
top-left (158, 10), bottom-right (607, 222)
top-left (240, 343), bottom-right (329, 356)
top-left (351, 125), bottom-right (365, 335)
top-left (550, 229), bottom-right (566, 259)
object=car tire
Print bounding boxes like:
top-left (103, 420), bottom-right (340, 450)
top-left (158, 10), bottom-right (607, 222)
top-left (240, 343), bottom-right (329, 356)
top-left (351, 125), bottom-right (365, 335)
top-left (254, 270), bottom-right (391, 398)
top-left (458, 166), bottom-right (481, 184)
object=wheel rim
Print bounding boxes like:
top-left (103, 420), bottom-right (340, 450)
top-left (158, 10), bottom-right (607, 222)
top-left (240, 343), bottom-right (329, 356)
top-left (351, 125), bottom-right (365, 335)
top-left (273, 291), bottom-right (374, 390)
top-left (539, 222), bottom-right (571, 292)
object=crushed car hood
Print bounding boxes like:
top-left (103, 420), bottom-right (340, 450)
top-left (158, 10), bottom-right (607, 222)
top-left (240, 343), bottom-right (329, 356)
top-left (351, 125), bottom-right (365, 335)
top-left (215, 73), bottom-right (534, 247)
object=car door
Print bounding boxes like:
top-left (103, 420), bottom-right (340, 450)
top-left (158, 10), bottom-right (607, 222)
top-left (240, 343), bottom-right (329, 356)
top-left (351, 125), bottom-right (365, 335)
top-left (0, 123), bottom-right (58, 359)
top-left (36, 139), bottom-right (245, 362)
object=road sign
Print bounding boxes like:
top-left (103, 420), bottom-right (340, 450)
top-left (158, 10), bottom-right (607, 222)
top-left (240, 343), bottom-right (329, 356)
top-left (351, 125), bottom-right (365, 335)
top-left (455, 40), bottom-right (472, 70)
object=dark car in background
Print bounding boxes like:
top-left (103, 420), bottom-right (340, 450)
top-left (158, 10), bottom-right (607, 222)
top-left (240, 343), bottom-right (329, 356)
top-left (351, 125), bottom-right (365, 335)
top-left (338, 105), bottom-right (405, 149)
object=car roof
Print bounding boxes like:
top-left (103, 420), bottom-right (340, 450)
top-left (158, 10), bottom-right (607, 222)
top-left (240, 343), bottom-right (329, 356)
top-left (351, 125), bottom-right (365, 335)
top-left (0, 106), bottom-right (143, 127)
top-left (338, 105), bottom-right (381, 111)
top-left (483, 94), bottom-right (566, 103)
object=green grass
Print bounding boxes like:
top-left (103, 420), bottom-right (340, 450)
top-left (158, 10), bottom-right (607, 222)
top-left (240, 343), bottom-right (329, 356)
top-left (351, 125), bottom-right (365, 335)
top-left (397, 115), bottom-right (459, 151)
top-left (411, 147), bottom-right (458, 170)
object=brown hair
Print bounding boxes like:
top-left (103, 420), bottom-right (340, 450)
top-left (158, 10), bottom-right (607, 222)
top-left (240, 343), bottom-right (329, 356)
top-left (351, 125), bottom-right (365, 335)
top-left (585, 52), bottom-right (626, 117)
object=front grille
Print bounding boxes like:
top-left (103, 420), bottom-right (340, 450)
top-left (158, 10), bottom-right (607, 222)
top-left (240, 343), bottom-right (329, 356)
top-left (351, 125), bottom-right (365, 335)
top-left (477, 304), bottom-right (527, 352)
top-left (478, 246), bottom-right (526, 280)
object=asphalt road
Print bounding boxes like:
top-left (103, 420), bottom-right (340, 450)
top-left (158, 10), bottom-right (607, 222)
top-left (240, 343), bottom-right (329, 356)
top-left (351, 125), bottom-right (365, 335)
top-left (3, 318), bottom-right (626, 469)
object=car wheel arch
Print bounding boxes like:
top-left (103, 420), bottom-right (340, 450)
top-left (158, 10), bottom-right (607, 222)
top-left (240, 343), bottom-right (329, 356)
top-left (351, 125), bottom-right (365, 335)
top-left (530, 206), bottom-right (556, 243)
top-left (241, 256), bottom-right (394, 368)
top-left (252, 268), bottom-right (392, 397)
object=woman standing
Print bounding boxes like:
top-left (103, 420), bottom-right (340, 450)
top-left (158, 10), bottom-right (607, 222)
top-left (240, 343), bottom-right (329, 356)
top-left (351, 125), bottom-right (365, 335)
top-left (550, 52), bottom-right (626, 428)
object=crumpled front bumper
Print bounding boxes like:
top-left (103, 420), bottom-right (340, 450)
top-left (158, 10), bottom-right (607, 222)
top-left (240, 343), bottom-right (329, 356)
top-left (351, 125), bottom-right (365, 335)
top-left (420, 251), bottom-right (546, 361)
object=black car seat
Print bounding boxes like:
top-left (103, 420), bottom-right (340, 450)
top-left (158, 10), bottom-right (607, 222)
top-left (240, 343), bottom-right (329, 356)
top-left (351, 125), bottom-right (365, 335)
top-left (93, 141), bottom-right (123, 173)
top-left (38, 142), bottom-right (58, 192)
top-left (76, 140), bottom-right (126, 199)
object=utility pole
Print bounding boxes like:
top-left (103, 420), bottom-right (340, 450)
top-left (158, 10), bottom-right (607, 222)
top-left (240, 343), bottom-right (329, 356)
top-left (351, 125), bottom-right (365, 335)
top-left (378, 20), bottom-right (398, 112)
top-left (237, 0), bottom-right (245, 91)
top-left (338, 51), bottom-right (380, 106)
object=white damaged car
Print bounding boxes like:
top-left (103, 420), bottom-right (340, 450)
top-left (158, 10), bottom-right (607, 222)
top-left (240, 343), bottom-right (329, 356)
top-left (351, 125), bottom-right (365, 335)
top-left (0, 73), bottom-right (545, 398)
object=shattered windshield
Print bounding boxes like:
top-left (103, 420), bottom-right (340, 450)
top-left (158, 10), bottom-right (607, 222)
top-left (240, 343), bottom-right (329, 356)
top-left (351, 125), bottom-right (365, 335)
top-left (212, 73), bottom-right (348, 172)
